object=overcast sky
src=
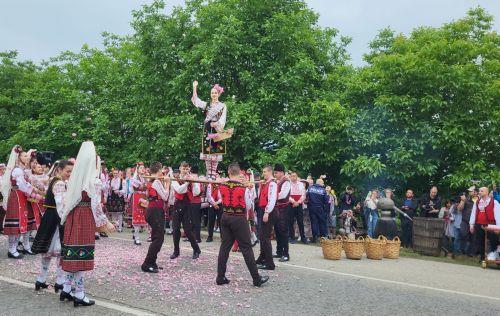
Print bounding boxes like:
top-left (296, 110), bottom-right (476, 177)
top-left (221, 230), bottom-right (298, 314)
top-left (0, 0), bottom-right (498, 66)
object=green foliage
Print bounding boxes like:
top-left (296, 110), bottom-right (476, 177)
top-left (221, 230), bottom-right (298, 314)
top-left (0, 2), bottom-right (497, 196)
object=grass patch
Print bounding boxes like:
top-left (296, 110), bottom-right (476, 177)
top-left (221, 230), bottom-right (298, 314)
top-left (399, 247), bottom-right (482, 267)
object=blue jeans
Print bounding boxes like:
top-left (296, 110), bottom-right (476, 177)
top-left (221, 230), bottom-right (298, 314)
top-left (453, 227), bottom-right (462, 254)
top-left (367, 209), bottom-right (378, 238)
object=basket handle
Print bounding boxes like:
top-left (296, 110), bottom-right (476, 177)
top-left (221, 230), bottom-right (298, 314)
top-left (393, 236), bottom-right (400, 242)
top-left (357, 236), bottom-right (365, 241)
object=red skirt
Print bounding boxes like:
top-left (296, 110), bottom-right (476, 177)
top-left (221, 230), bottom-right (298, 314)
top-left (29, 200), bottom-right (44, 229)
top-left (61, 204), bottom-right (96, 272)
top-left (4, 189), bottom-right (36, 235)
top-left (132, 192), bottom-right (147, 226)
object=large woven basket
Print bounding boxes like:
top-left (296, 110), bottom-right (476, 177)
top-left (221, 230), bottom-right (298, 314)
top-left (383, 236), bottom-right (401, 259)
top-left (343, 236), bottom-right (365, 260)
top-left (320, 237), bottom-right (343, 260)
top-left (365, 236), bottom-right (386, 260)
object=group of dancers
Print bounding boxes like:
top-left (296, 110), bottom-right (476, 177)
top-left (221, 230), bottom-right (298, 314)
top-left (0, 81), bottom-right (297, 307)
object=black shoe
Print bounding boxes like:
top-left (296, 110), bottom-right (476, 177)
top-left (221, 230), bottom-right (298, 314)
top-left (170, 252), bottom-right (180, 260)
top-left (257, 264), bottom-right (275, 271)
top-left (141, 265), bottom-right (159, 273)
top-left (253, 275), bottom-right (269, 287)
top-left (192, 250), bottom-right (201, 259)
top-left (289, 238), bottom-right (296, 244)
top-left (311, 237), bottom-right (317, 244)
top-left (279, 256), bottom-right (290, 262)
top-left (99, 232), bottom-right (108, 238)
top-left (272, 254), bottom-right (282, 259)
top-left (54, 283), bottom-right (64, 293)
top-left (301, 237), bottom-right (309, 244)
top-left (206, 236), bottom-right (213, 242)
top-left (147, 237), bottom-right (152, 242)
top-left (22, 248), bottom-right (35, 255)
top-left (35, 281), bottom-right (49, 291)
top-left (74, 296), bottom-right (95, 307)
top-left (196, 239), bottom-right (202, 243)
top-left (7, 251), bottom-right (23, 259)
top-left (216, 277), bottom-right (230, 285)
top-left (134, 239), bottom-right (142, 246)
top-left (60, 290), bottom-right (74, 302)
top-left (94, 234), bottom-right (100, 240)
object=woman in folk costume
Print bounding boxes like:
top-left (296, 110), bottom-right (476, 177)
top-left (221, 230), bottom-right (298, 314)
top-left (191, 80), bottom-right (231, 179)
top-left (124, 167), bottom-right (134, 228)
top-left (1, 145), bottom-right (42, 258)
top-left (106, 168), bottom-right (126, 232)
top-left (29, 159), bottom-right (49, 227)
top-left (32, 160), bottom-right (74, 292)
top-left (131, 162), bottom-right (148, 245)
top-left (59, 141), bottom-right (114, 307)
top-left (0, 163), bottom-right (6, 234)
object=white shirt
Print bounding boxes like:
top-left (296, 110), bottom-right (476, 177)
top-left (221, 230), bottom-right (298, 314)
top-left (469, 197), bottom-right (500, 226)
top-left (263, 181), bottom-right (278, 213)
top-left (152, 179), bottom-right (170, 201)
top-left (277, 179), bottom-right (291, 200)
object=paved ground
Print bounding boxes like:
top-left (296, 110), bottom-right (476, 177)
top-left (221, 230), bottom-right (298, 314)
top-left (1, 231), bottom-right (499, 316)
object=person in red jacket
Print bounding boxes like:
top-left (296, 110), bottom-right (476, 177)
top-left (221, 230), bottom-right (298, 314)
top-left (216, 162), bottom-right (269, 287)
top-left (469, 186), bottom-right (500, 261)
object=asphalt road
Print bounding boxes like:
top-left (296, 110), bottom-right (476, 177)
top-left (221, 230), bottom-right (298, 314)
top-left (1, 231), bottom-right (499, 316)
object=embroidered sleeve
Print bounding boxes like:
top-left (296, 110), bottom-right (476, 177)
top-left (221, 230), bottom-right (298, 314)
top-left (152, 180), bottom-right (170, 201)
top-left (91, 192), bottom-right (108, 228)
top-left (12, 167), bottom-right (33, 195)
top-left (172, 181), bottom-right (188, 194)
top-left (53, 180), bottom-right (66, 215)
top-left (192, 96), bottom-right (207, 110)
top-left (278, 181), bottom-right (291, 200)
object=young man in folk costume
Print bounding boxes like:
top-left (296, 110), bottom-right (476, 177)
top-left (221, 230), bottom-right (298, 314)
top-left (469, 186), bottom-right (500, 261)
top-left (141, 162), bottom-right (171, 273)
top-left (107, 168), bottom-right (126, 232)
top-left (216, 162), bottom-right (269, 287)
top-left (191, 80), bottom-right (231, 179)
top-left (131, 162), bottom-right (148, 245)
top-left (1, 146), bottom-right (43, 258)
top-left (288, 172), bottom-right (308, 244)
top-left (272, 164), bottom-right (291, 262)
top-left (187, 165), bottom-right (203, 243)
top-left (256, 165), bottom-right (278, 270)
top-left (59, 141), bottom-right (115, 307)
top-left (170, 162), bottom-right (201, 260)
top-left (32, 160), bottom-right (74, 292)
top-left (206, 172), bottom-right (222, 242)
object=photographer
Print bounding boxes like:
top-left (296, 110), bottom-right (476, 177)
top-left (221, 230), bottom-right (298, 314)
top-left (419, 186), bottom-right (441, 218)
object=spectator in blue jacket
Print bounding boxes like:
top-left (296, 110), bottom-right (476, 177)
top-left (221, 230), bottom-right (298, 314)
top-left (306, 179), bottom-right (329, 243)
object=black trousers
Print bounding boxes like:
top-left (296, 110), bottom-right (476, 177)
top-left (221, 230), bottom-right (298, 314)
top-left (189, 203), bottom-right (202, 241)
top-left (207, 206), bottom-right (222, 238)
top-left (142, 207), bottom-right (165, 268)
top-left (288, 205), bottom-right (305, 239)
top-left (257, 210), bottom-right (277, 269)
top-left (401, 219), bottom-right (413, 248)
top-left (475, 224), bottom-right (499, 260)
top-left (217, 213), bottom-right (260, 282)
top-left (274, 207), bottom-right (289, 257)
top-left (172, 201), bottom-right (200, 254)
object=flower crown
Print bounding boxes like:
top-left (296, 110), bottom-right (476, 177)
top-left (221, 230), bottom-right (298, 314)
top-left (212, 84), bottom-right (224, 95)
top-left (14, 145), bottom-right (23, 154)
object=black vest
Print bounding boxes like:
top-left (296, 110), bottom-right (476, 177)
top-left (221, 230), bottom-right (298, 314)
top-left (43, 176), bottom-right (61, 209)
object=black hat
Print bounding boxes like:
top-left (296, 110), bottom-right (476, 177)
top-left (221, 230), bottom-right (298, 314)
top-left (274, 164), bottom-right (285, 172)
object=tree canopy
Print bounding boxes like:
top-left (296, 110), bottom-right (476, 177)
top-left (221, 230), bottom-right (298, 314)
top-left (0, 1), bottom-right (498, 195)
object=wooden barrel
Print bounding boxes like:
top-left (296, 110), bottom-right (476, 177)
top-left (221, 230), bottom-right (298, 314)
top-left (412, 217), bottom-right (445, 256)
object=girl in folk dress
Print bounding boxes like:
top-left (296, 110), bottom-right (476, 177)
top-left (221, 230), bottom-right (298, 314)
top-left (107, 169), bottom-right (126, 232)
top-left (29, 161), bottom-right (49, 227)
top-left (32, 160), bottom-right (74, 292)
top-left (191, 80), bottom-right (228, 178)
top-left (59, 141), bottom-right (114, 307)
top-left (131, 163), bottom-right (149, 245)
top-left (1, 146), bottom-right (42, 258)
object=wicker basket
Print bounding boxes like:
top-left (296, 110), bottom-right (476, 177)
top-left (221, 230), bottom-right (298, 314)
top-left (383, 236), bottom-right (401, 259)
top-left (365, 235), bottom-right (386, 260)
top-left (343, 236), bottom-right (365, 260)
top-left (320, 237), bottom-right (343, 260)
